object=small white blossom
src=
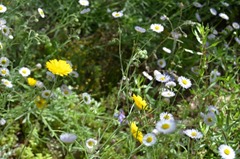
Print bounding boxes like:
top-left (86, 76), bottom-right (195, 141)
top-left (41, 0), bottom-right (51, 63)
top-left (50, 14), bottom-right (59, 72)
top-left (157, 58), bottom-right (166, 68)
top-left (178, 76), bottom-right (192, 89)
top-left (82, 92), bottom-right (92, 104)
top-left (165, 81), bottom-right (176, 88)
top-left (160, 112), bottom-right (174, 121)
top-left (86, 138), bottom-right (98, 149)
top-left (0, 4), bottom-right (7, 13)
top-left (150, 24), bottom-right (164, 33)
top-left (79, 0), bottom-right (89, 6)
top-left (161, 90), bottom-right (175, 98)
top-left (112, 11), bottom-right (123, 18)
top-left (156, 120), bottom-right (176, 134)
top-left (218, 144), bottom-right (235, 159)
top-left (38, 8), bottom-right (45, 18)
top-left (162, 47), bottom-right (171, 54)
top-left (142, 71), bottom-right (153, 81)
top-left (232, 22), bottom-right (240, 30)
top-left (0, 67), bottom-right (9, 76)
top-left (19, 67), bottom-right (31, 77)
top-left (60, 133), bottom-right (77, 143)
top-left (210, 8), bottom-right (217, 16)
top-left (0, 118), bottom-right (6, 125)
top-left (155, 73), bottom-right (170, 83)
top-left (183, 129), bottom-right (203, 139)
top-left (143, 133), bottom-right (157, 146)
top-left (1, 79), bottom-right (13, 88)
top-left (219, 13), bottom-right (229, 20)
top-left (80, 8), bottom-right (91, 14)
top-left (134, 26), bottom-right (146, 33)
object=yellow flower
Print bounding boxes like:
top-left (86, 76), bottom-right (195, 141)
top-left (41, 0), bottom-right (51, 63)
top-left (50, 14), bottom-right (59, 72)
top-left (46, 59), bottom-right (72, 76)
top-left (35, 96), bottom-right (47, 109)
top-left (27, 77), bottom-right (37, 86)
top-left (132, 94), bottom-right (148, 110)
top-left (130, 122), bottom-right (143, 143)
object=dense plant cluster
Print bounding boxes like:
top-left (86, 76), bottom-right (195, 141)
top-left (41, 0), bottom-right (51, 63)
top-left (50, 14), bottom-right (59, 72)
top-left (0, 0), bottom-right (239, 159)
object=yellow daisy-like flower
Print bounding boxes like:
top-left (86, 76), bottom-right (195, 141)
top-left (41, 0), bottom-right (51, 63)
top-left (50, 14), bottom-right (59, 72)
top-left (130, 122), bottom-right (143, 143)
top-left (35, 96), bottom-right (47, 109)
top-left (46, 59), bottom-right (72, 76)
top-left (132, 94), bottom-right (148, 110)
top-left (27, 77), bottom-right (37, 86)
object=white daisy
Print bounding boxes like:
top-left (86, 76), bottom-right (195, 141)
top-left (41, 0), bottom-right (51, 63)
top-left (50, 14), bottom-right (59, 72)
top-left (19, 67), bottom-right (31, 77)
top-left (165, 81), bottom-right (176, 88)
top-left (112, 11), bottom-right (123, 18)
top-left (183, 129), bottom-right (203, 139)
top-left (79, 0), bottom-right (89, 6)
top-left (60, 133), bottom-right (77, 143)
top-left (0, 67), bottom-right (9, 76)
top-left (232, 22), bottom-right (239, 30)
top-left (202, 112), bottom-right (217, 126)
top-left (161, 90), bottom-right (175, 98)
top-left (210, 8), bottom-right (217, 16)
top-left (1, 79), bottom-right (13, 88)
top-left (38, 8), bottom-right (45, 18)
top-left (150, 24), bottom-right (164, 33)
top-left (219, 13), bottom-right (229, 20)
top-left (1, 25), bottom-right (10, 36)
top-left (157, 58), bottom-right (166, 68)
top-left (134, 26), bottom-right (146, 33)
top-left (82, 92), bottom-right (92, 104)
top-left (208, 105), bottom-right (219, 115)
top-left (162, 47), bottom-right (171, 54)
top-left (160, 112), bottom-right (174, 121)
top-left (142, 133), bottom-right (157, 146)
top-left (86, 138), bottom-right (98, 149)
top-left (178, 76), bottom-right (192, 89)
top-left (41, 90), bottom-right (53, 99)
top-left (218, 144), bottom-right (235, 159)
top-left (155, 74), bottom-right (170, 83)
top-left (0, 4), bottom-right (7, 13)
top-left (156, 120), bottom-right (176, 134)
top-left (142, 71), bottom-right (153, 81)
top-left (0, 57), bottom-right (10, 67)
top-left (80, 8), bottom-right (91, 14)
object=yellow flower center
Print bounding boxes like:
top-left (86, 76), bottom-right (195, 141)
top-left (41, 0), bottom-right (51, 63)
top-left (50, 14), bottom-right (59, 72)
top-left (88, 141), bottom-right (94, 146)
top-left (1, 60), bottom-right (6, 64)
top-left (115, 13), bottom-right (120, 17)
top-left (155, 26), bottom-right (160, 30)
top-left (182, 79), bottom-right (187, 85)
top-left (224, 148), bottom-right (230, 155)
top-left (22, 70), bottom-right (27, 74)
top-left (207, 117), bottom-right (212, 122)
top-left (191, 132), bottom-right (197, 137)
top-left (160, 77), bottom-right (165, 81)
top-left (1, 70), bottom-right (6, 74)
top-left (0, 6), bottom-right (3, 11)
top-left (162, 123), bottom-right (170, 129)
top-left (146, 137), bottom-right (153, 143)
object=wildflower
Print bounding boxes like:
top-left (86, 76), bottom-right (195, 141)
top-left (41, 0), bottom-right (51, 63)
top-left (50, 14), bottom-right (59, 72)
top-left (160, 112), bottom-right (174, 121)
top-left (0, 118), bottom-right (6, 125)
top-left (156, 120), bottom-right (176, 134)
top-left (27, 77), bottom-right (37, 87)
top-left (218, 144), bottom-right (235, 159)
top-left (162, 47), bottom-right (171, 54)
top-left (46, 59), bottom-right (73, 76)
top-left (183, 129), bottom-right (203, 139)
top-left (60, 133), bottom-right (77, 143)
top-left (178, 76), bottom-right (192, 89)
top-left (142, 133), bottom-right (157, 146)
top-left (165, 81), bottom-right (176, 88)
top-left (142, 71), bottom-right (153, 81)
top-left (0, 57), bottom-right (10, 67)
top-left (60, 84), bottom-right (72, 96)
top-left (201, 112), bottom-right (217, 126)
top-left (219, 13), bottom-right (229, 20)
top-left (79, 0), bottom-right (89, 6)
top-left (232, 22), bottom-right (240, 30)
top-left (35, 96), bottom-right (47, 109)
top-left (150, 24), bottom-right (164, 33)
top-left (114, 109), bottom-right (125, 124)
top-left (193, 2), bottom-right (203, 8)
top-left (134, 26), bottom-right (146, 33)
top-left (112, 11), bottom-right (123, 18)
top-left (1, 25), bottom-right (10, 36)
top-left (82, 92), bottom-right (92, 104)
top-left (0, 4), bottom-right (7, 13)
top-left (221, 2), bottom-right (229, 7)
top-left (46, 71), bottom-right (55, 81)
top-left (157, 58), bottom-right (166, 68)
top-left (41, 90), bottom-right (53, 99)
top-left (86, 138), bottom-right (98, 149)
top-left (1, 79), bottom-right (13, 88)
top-left (19, 67), bottom-right (31, 77)
top-left (80, 8), bottom-right (90, 14)
top-left (210, 69), bottom-right (221, 83)
top-left (210, 8), bottom-right (217, 15)
top-left (8, 35), bottom-right (13, 39)
top-left (208, 105), bottom-right (219, 114)
top-left (132, 94), bottom-right (148, 110)
top-left (36, 63), bottom-right (42, 69)
top-left (156, 73), bottom-right (170, 83)
top-left (130, 122), bottom-right (143, 143)
top-left (161, 90), bottom-right (175, 98)
top-left (0, 67), bottom-right (9, 76)
top-left (38, 8), bottom-right (45, 18)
